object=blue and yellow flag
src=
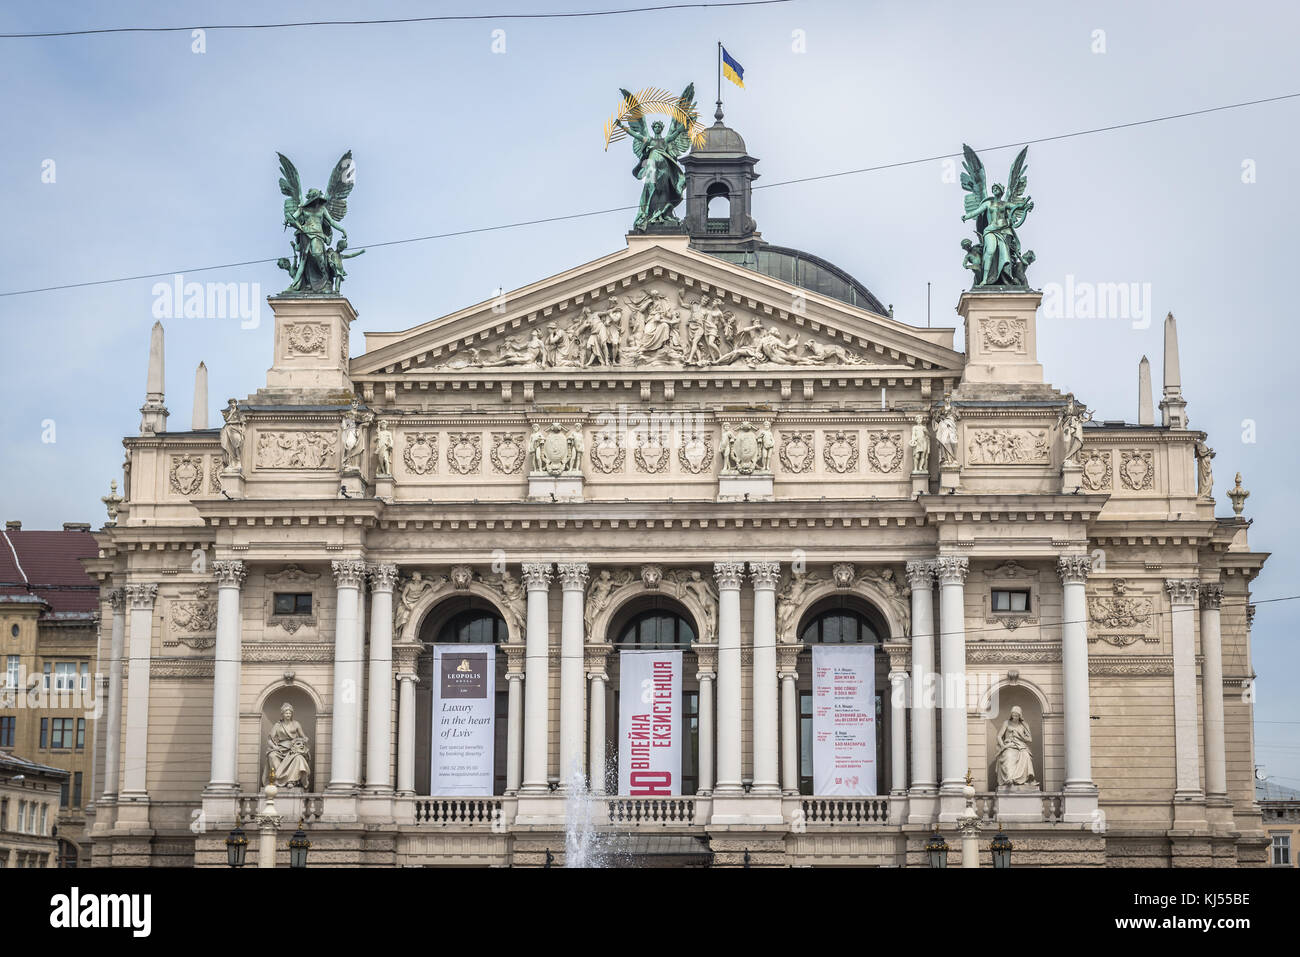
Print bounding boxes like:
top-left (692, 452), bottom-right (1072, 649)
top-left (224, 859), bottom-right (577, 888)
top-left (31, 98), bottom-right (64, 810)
top-left (721, 46), bottom-right (745, 88)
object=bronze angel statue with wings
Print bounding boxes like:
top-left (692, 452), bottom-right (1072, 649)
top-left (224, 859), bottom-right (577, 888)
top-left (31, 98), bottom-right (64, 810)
top-left (276, 150), bottom-right (363, 294)
top-left (612, 84), bottom-right (699, 232)
top-left (960, 144), bottom-right (1035, 288)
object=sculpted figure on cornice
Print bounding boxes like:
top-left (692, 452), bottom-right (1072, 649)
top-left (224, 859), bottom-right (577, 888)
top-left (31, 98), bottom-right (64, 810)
top-left (663, 569), bottom-right (718, 642)
top-left (931, 393), bottom-right (960, 466)
top-left (374, 419), bottom-right (394, 476)
top-left (480, 569), bottom-right (527, 637)
top-left (1194, 438), bottom-right (1215, 498)
top-left (585, 568), bottom-right (634, 634)
top-left (341, 397), bottom-right (373, 471)
top-left (858, 567), bottom-right (911, 636)
top-left (909, 415), bottom-right (930, 472)
top-left (432, 284), bottom-right (879, 372)
top-left (219, 399), bottom-right (246, 472)
top-left (393, 571), bottom-right (448, 636)
top-left (1057, 393), bottom-right (1092, 466)
top-left (777, 570), bottom-right (823, 640)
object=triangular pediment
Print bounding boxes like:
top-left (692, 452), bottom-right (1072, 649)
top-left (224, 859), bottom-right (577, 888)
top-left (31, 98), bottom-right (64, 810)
top-left (351, 238), bottom-right (961, 379)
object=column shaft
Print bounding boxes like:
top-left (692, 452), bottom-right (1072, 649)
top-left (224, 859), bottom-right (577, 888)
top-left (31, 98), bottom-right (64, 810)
top-left (906, 561), bottom-right (937, 793)
top-left (1167, 579), bottom-right (1203, 799)
top-left (521, 563), bottom-right (553, 794)
top-left (749, 561), bottom-right (780, 796)
top-left (396, 675), bottom-right (417, 795)
top-left (697, 671), bottom-right (715, 795)
top-left (1059, 557), bottom-right (1095, 791)
top-left (208, 562), bottom-right (246, 790)
top-left (328, 560), bottom-right (365, 789)
top-left (779, 672), bottom-right (798, 795)
top-left (101, 591), bottom-right (126, 800)
top-left (557, 563), bottom-right (589, 788)
top-left (1201, 584), bottom-right (1227, 798)
top-left (122, 584), bottom-right (158, 796)
top-left (365, 565), bottom-right (398, 792)
top-left (505, 672), bottom-right (523, 795)
top-left (713, 562), bottom-right (744, 796)
top-left (588, 675), bottom-right (606, 794)
top-left (889, 670), bottom-right (908, 794)
top-left (936, 557), bottom-right (969, 793)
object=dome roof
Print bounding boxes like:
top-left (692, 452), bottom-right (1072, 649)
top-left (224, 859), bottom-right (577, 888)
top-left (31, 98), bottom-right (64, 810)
top-left (694, 118), bottom-right (747, 156)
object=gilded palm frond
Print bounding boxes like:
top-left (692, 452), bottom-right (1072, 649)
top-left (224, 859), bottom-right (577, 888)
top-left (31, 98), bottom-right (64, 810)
top-left (604, 87), bottom-right (707, 151)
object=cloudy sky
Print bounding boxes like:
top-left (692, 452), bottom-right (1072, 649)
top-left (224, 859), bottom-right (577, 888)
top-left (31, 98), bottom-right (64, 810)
top-left (1, 0), bottom-right (1296, 787)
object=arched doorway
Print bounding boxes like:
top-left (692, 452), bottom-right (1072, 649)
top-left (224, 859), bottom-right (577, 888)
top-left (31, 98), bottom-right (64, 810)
top-left (796, 596), bottom-right (890, 795)
top-left (706, 182), bottom-right (731, 231)
top-left (601, 597), bottom-right (701, 795)
top-left (415, 597), bottom-right (510, 795)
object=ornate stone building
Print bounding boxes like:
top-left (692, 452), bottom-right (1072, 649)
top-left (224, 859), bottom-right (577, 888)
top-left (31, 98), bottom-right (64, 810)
top-left (85, 117), bottom-right (1268, 866)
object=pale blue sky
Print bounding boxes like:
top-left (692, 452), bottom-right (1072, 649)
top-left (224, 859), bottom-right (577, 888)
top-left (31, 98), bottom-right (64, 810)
top-left (1, 0), bottom-right (1296, 786)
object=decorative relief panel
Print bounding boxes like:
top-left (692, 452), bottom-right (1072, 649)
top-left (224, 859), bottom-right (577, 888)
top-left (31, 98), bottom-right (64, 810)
top-left (634, 432), bottom-right (671, 474)
top-left (864, 430), bottom-right (904, 473)
top-left (966, 428), bottom-right (1050, 464)
top-left (402, 432), bottom-right (438, 475)
top-left (588, 430), bottom-right (626, 474)
top-left (677, 432), bottom-right (713, 475)
top-left (1088, 578), bottom-right (1156, 647)
top-left (255, 431), bottom-right (336, 470)
top-left (778, 431), bottom-right (815, 474)
top-left (822, 430), bottom-right (859, 474)
top-left (1119, 450), bottom-right (1155, 490)
top-left (208, 456), bottom-right (222, 494)
top-left (169, 454), bottom-right (204, 495)
top-left (166, 583), bottom-right (217, 650)
top-left (489, 432), bottom-right (527, 474)
top-left (979, 317), bottom-right (1026, 350)
top-left (1080, 449), bottom-right (1112, 490)
top-left (445, 432), bottom-right (482, 475)
top-left (285, 321), bottom-right (329, 356)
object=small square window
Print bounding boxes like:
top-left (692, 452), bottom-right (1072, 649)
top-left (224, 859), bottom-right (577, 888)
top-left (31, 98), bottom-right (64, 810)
top-left (273, 593), bottom-right (312, 615)
top-left (992, 589), bottom-right (1030, 613)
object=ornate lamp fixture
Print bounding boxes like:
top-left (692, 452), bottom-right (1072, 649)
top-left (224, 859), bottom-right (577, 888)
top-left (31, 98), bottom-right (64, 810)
top-left (288, 819), bottom-right (311, 869)
top-left (225, 819), bottom-right (248, 868)
top-left (925, 832), bottom-right (949, 869)
top-left (990, 826), bottom-right (1013, 869)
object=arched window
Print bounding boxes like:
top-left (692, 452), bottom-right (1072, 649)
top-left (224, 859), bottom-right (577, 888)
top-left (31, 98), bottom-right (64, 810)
top-left (438, 608), bottom-right (508, 644)
top-left (617, 610), bottom-right (696, 649)
top-left (799, 607), bottom-right (879, 645)
top-left (706, 182), bottom-right (731, 231)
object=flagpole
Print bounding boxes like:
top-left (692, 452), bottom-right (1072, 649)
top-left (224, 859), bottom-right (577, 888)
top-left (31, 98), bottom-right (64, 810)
top-left (716, 40), bottom-right (722, 115)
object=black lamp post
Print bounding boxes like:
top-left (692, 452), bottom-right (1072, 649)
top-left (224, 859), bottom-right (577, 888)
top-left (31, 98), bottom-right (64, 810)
top-left (544, 849), bottom-right (553, 869)
top-left (225, 819), bottom-right (248, 869)
top-left (925, 832), bottom-right (949, 869)
top-left (990, 827), bottom-right (1013, 869)
top-left (288, 820), bottom-right (311, 869)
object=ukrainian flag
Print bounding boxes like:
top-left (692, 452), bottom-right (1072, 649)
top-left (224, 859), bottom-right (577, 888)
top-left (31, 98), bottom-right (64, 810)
top-left (721, 46), bottom-right (745, 88)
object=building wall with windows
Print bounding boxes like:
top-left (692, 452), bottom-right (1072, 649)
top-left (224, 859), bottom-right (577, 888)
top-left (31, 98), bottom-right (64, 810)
top-left (0, 752), bottom-right (67, 867)
top-left (1257, 780), bottom-right (1300, 867)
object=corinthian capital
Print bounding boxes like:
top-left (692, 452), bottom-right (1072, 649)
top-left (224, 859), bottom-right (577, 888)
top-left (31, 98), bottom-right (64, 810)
top-left (124, 583), bottom-right (158, 609)
top-left (905, 560), bottom-right (936, 589)
top-left (713, 561), bottom-right (745, 591)
top-left (748, 561), bottom-right (781, 589)
top-left (1056, 555), bottom-right (1091, 585)
top-left (331, 559), bottom-right (367, 589)
top-left (1164, 578), bottom-right (1200, 606)
top-left (934, 556), bottom-right (969, 586)
top-left (213, 560), bottom-right (247, 588)
top-left (368, 563), bottom-right (400, 593)
top-left (521, 562), bottom-right (554, 590)
top-left (106, 588), bottom-right (126, 611)
top-left (1199, 582), bottom-right (1224, 610)
top-left (557, 562), bottom-right (590, 590)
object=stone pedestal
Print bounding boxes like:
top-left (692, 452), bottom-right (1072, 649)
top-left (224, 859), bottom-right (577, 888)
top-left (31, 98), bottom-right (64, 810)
top-left (217, 467), bottom-right (245, 499)
top-left (527, 472), bottom-right (583, 502)
top-left (374, 474), bottom-right (394, 502)
top-left (1060, 461), bottom-right (1083, 493)
top-left (717, 472), bottom-right (774, 502)
top-left (996, 788), bottom-right (1044, 823)
top-left (266, 295), bottom-right (356, 394)
top-left (939, 463), bottom-right (960, 493)
top-left (957, 290), bottom-right (1044, 386)
top-left (339, 468), bottom-right (367, 499)
top-left (911, 470), bottom-right (929, 497)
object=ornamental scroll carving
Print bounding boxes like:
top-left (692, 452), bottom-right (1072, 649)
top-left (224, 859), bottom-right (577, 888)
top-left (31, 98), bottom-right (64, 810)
top-left (1119, 450), bottom-right (1155, 490)
top-left (402, 432), bottom-right (438, 475)
top-left (865, 430), bottom-right (905, 473)
top-left (980, 317), bottom-right (1025, 350)
top-left (1080, 450), bottom-right (1112, 490)
top-left (966, 428), bottom-right (1050, 464)
top-left (588, 430), bottom-right (626, 474)
top-left (778, 431), bottom-right (815, 474)
top-left (822, 431), bottom-right (859, 474)
top-left (169, 454), bottom-right (204, 495)
top-left (445, 432), bottom-right (482, 475)
top-left (677, 433), bottom-right (713, 474)
top-left (1087, 578), bottom-right (1157, 647)
top-left (634, 432), bottom-right (672, 474)
top-left (255, 431), bottom-right (336, 470)
top-left (490, 432), bottom-right (527, 474)
top-left (285, 322), bottom-right (329, 356)
top-left (167, 584), bottom-right (218, 650)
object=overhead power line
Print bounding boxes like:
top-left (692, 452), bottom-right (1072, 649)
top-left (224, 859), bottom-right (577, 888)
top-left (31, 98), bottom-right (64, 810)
top-left (1, 90), bottom-right (1298, 299)
top-left (0, 1), bottom-right (794, 38)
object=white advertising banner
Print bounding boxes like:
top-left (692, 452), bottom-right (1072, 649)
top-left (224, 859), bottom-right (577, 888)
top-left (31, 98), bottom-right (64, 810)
top-left (812, 644), bottom-right (877, 795)
top-left (430, 644), bottom-right (496, 795)
top-left (618, 650), bottom-right (682, 796)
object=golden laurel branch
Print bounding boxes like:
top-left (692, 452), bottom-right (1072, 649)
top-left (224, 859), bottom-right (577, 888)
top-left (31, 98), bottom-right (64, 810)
top-left (603, 87), bottom-right (708, 151)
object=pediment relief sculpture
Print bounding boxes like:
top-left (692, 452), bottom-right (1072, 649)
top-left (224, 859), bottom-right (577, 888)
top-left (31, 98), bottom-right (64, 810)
top-left (966, 428), bottom-right (1050, 465)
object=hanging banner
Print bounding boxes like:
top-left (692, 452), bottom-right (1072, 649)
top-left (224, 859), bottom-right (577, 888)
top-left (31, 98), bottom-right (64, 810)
top-left (812, 644), bottom-right (876, 795)
top-left (618, 650), bottom-right (681, 796)
top-left (430, 644), bottom-right (496, 795)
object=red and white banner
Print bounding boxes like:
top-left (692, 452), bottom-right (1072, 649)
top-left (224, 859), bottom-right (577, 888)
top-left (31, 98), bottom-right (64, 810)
top-left (430, 644), bottom-right (496, 795)
top-left (812, 644), bottom-right (876, 795)
top-left (618, 650), bottom-right (681, 796)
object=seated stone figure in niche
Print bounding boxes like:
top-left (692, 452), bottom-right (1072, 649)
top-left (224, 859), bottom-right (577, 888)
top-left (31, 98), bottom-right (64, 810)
top-left (264, 703), bottom-right (312, 789)
top-left (994, 705), bottom-right (1036, 788)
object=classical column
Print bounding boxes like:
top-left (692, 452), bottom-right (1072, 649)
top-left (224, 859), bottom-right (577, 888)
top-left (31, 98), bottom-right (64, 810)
top-left (505, 644), bottom-right (525, 795)
top-left (713, 561), bottom-right (745, 796)
top-left (588, 668), bottom-right (608, 795)
top-left (328, 559), bottom-right (366, 790)
top-left (693, 643), bottom-right (717, 796)
top-left (889, 669), bottom-right (909, 795)
top-left (121, 583), bottom-right (158, 797)
top-left (905, 560), bottom-right (937, 794)
top-left (365, 564), bottom-right (398, 793)
top-left (207, 561), bottom-right (246, 791)
top-left (748, 561), bottom-right (781, 796)
top-left (935, 556), bottom-right (969, 795)
top-left (395, 671), bottom-right (418, 795)
top-left (520, 562), bottom-right (554, 795)
top-left (101, 589), bottom-right (126, 801)
top-left (1200, 583), bottom-right (1227, 799)
top-left (778, 646), bottom-right (799, 796)
top-left (556, 562), bottom-right (589, 789)
top-left (1166, 578), bottom-right (1203, 801)
top-left (1058, 556), bottom-right (1096, 795)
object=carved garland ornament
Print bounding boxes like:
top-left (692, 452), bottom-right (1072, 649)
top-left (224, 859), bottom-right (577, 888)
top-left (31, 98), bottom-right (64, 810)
top-left (402, 432), bottom-right (439, 475)
top-left (208, 456), bottom-right (222, 494)
top-left (677, 432), bottom-right (713, 474)
top-left (167, 583), bottom-right (218, 650)
top-left (1088, 578), bottom-right (1156, 647)
top-left (822, 430), bottom-right (859, 474)
top-left (1119, 450), bottom-right (1155, 490)
top-left (445, 432), bottom-right (482, 475)
top-left (980, 317), bottom-right (1025, 350)
top-left (588, 431), bottom-right (626, 474)
top-left (169, 454), bottom-right (204, 496)
top-left (865, 430), bottom-right (905, 473)
top-left (1080, 450), bottom-right (1112, 490)
top-left (634, 433), bottom-right (672, 474)
top-left (490, 432), bottom-right (527, 474)
top-left (778, 431), bottom-right (815, 474)
top-left (285, 321), bottom-right (328, 356)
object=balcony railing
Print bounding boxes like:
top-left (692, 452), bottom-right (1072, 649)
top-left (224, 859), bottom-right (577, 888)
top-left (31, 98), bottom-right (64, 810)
top-left (606, 797), bottom-right (697, 826)
top-left (799, 796), bottom-right (895, 825)
top-left (412, 797), bottom-right (503, 825)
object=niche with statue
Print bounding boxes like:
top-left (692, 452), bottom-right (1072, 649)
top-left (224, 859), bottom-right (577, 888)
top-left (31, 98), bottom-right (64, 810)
top-left (260, 686), bottom-right (316, 790)
top-left (985, 686), bottom-right (1043, 791)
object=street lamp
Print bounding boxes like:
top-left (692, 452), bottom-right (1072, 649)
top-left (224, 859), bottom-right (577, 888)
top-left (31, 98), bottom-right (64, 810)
top-left (225, 819), bottom-right (248, 868)
top-left (990, 827), bottom-right (1013, 869)
top-left (288, 820), bottom-right (311, 869)
top-left (925, 832), bottom-right (949, 869)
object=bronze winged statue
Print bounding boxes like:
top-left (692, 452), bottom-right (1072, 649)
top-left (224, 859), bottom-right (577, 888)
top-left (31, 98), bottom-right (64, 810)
top-left (960, 145), bottom-right (1034, 288)
top-left (276, 151), bottom-right (364, 294)
top-left (614, 84), bottom-right (698, 232)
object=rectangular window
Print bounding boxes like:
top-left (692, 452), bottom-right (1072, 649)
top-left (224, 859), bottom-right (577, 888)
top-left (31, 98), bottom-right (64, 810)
top-left (1273, 833), bottom-right (1292, 866)
top-left (42, 662), bottom-right (50, 691)
top-left (54, 662), bottom-right (76, 692)
top-left (80, 662), bottom-right (90, 691)
top-left (0, 716), bottom-right (13, 748)
top-left (991, 589), bottom-right (1031, 612)
top-left (39, 804), bottom-right (47, 835)
top-left (799, 690), bottom-right (814, 795)
top-left (76, 717), bottom-right (85, 749)
top-left (49, 717), bottom-right (74, 749)
top-left (4, 655), bottom-right (17, 689)
top-left (681, 690), bottom-right (699, 796)
top-left (39, 718), bottom-right (48, 748)
top-left (273, 593), bottom-right (312, 615)
top-left (72, 772), bottom-right (82, 808)
top-left (59, 782), bottom-right (68, 808)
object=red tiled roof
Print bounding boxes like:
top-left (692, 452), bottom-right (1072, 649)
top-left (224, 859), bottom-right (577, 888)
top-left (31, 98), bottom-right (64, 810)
top-left (0, 529), bottom-right (99, 615)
